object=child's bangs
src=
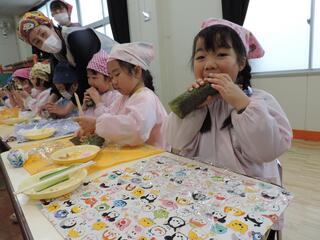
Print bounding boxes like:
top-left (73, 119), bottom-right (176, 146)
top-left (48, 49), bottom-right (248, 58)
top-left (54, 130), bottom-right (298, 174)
top-left (201, 26), bottom-right (233, 52)
top-left (87, 69), bottom-right (98, 75)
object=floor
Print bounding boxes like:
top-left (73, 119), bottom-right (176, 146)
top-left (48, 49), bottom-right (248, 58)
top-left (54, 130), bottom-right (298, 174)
top-left (280, 140), bottom-right (320, 240)
top-left (0, 139), bottom-right (319, 240)
top-left (0, 170), bottom-right (23, 240)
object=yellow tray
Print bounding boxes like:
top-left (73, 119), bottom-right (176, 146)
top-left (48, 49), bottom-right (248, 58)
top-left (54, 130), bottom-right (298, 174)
top-left (21, 128), bottom-right (56, 141)
top-left (51, 145), bottom-right (100, 165)
top-left (17, 167), bottom-right (87, 200)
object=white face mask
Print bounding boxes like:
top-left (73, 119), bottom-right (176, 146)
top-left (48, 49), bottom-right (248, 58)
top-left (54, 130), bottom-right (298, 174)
top-left (54, 12), bottom-right (70, 26)
top-left (41, 34), bottom-right (62, 53)
top-left (60, 90), bottom-right (72, 100)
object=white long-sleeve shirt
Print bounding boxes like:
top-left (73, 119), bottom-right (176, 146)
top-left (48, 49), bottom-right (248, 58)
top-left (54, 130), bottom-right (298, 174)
top-left (24, 88), bottom-right (51, 115)
top-left (164, 89), bottom-right (292, 186)
top-left (84, 90), bottom-right (120, 117)
top-left (95, 87), bottom-right (168, 149)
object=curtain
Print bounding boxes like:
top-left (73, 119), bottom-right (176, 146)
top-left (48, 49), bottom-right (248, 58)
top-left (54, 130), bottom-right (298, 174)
top-left (221, 0), bottom-right (250, 26)
top-left (107, 0), bottom-right (131, 43)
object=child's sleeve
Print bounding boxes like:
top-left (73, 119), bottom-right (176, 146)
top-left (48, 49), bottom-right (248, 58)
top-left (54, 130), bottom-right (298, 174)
top-left (93, 91), bottom-right (121, 117)
top-left (93, 103), bottom-right (110, 117)
top-left (95, 93), bottom-right (158, 146)
top-left (24, 96), bottom-right (36, 111)
top-left (231, 92), bottom-right (292, 163)
top-left (27, 89), bottom-right (51, 114)
top-left (84, 107), bottom-right (95, 117)
top-left (164, 107), bottom-right (207, 156)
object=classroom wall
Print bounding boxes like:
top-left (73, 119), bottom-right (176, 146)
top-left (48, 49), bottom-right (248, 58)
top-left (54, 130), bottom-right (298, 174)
top-left (127, 0), bottom-right (222, 109)
top-left (0, 16), bottom-right (20, 66)
top-left (252, 74), bottom-right (320, 132)
top-left (3, 1), bottom-right (319, 133)
top-left (127, 0), bottom-right (320, 134)
top-left (13, 16), bottom-right (33, 61)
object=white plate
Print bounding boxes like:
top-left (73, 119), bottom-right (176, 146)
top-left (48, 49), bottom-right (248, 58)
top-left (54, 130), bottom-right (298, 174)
top-left (51, 145), bottom-right (100, 165)
top-left (17, 167), bottom-right (87, 200)
top-left (21, 128), bottom-right (56, 140)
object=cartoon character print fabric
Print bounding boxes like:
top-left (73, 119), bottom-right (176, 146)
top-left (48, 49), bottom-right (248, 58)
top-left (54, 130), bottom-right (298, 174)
top-left (39, 153), bottom-right (292, 239)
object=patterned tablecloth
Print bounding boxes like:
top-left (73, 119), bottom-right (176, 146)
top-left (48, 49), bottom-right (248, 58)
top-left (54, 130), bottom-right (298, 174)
top-left (39, 153), bottom-right (292, 240)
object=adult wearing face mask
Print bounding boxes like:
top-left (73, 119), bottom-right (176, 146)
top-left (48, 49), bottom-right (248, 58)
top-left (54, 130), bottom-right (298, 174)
top-left (50, 0), bottom-right (80, 27)
top-left (17, 11), bottom-right (116, 109)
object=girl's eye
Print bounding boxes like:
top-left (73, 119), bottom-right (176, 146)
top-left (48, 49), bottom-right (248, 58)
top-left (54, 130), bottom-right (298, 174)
top-left (217, 52), bottom-right (228, 57)
top-left (195, 55), bottom-right (205, 60)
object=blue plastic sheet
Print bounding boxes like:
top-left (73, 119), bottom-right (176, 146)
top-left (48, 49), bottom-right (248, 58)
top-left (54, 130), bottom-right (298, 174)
top-left (15, 118), bottom-right (79, 143)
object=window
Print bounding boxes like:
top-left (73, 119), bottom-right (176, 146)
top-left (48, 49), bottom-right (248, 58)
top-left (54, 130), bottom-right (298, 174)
top-left (37, 0), bottom-right (113, 39)
top-left (313, 0), bottom-right (320, 68)
top-left (78, 0), bottom-right (113, 39)
top-left (79, 0), bottom-right (104, 25)
top-left (38, 4), bottom-right (49, 17)
top-left (95, 24), bottom-right (112, 37)
top-left (244, 0), bottom-right (319, 73)
top-left (64, 0), bottom-right (79, 23)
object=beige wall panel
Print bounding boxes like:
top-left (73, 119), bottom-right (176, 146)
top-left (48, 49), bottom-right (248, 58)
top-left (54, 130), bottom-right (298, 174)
top-left (252, 76), bottom-right (307, 130)
top-left (306, 75), bottom-right (320, 131)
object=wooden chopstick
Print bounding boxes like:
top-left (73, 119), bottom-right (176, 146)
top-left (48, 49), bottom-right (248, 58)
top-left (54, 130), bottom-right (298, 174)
top-left (74, 92), bottom-right (84, 116)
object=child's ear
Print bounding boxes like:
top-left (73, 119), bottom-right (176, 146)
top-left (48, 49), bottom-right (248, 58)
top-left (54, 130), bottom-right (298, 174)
top-left (72, 82), bottom-right (79, 91)
top-left (105, 76), bottom-right (111, 82)
top-left (239, 57), bottom-right (247, 71)
top-left (133, 66), bottom-right (142, 79)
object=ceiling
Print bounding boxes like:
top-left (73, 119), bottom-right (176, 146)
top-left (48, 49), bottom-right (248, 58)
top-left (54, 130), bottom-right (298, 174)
top-left (0, 0), bottom-right (47, 16)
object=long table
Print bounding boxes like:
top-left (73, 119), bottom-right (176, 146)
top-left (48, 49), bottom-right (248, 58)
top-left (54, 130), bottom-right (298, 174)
top-left (0, 123), bottom-right (291, 240)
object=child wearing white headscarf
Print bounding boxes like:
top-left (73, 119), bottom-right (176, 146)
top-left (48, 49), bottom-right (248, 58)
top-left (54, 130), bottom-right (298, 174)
top-left (74, 42), bottom-right (168, 149)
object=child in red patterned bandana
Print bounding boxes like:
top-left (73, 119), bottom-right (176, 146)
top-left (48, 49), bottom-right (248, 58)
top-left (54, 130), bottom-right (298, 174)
top-left (83, 50), bottom-right (121, 116)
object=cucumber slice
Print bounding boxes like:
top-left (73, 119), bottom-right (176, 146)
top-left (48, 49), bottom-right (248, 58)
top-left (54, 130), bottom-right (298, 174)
top-left (35, 175), bottom-right (70, 192)
top-left (39, 165), bottom-right (75, 181)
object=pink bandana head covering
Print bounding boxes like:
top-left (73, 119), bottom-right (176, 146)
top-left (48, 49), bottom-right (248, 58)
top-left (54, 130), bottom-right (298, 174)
top-left (108, 42), bottom-right (155, 70)
top-left (50, 0), bottom-right (73, 16)
top-left (200, 18), bottom-right (264, 59)
top-left (12, 67), bottom-right (31, 80)
top-left (17, 11), bottom-right (52, 44)
top-left (87, 50), bottom-right (109, 76)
